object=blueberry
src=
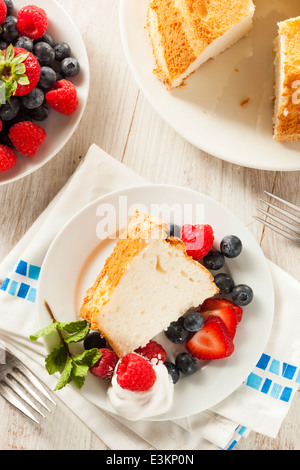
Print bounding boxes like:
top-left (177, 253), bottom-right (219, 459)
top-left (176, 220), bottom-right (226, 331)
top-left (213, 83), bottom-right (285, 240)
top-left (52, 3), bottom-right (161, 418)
top-left (164, 362), bottom-right (180, 384)
top-left (231, 284), bottom-right (253, 306)
top-left (38, 66), bottom-right (57, 89)
top-left (83, 331), bottom-right (106, 350)
top-left (1, 16), bottom-right (19, 43)
top-left (214, 273), bottom-right (235, 294)
top-left (220, 235), bottom-right (242, 258)
top-left (28, 105), bottom-right (49, 122)
top-left (3, 0), bottom-right (14, 16)
top-left (22, 88), bottom-right (44, 110)
top-left (35, 33), bottom-right (55, 47)
top-left (53, 41), bottom-right (71, 61)
top-left (175, 353), bottom-right (198, 375)
top-left (0, 40), bottom-right (8, 50)
top-left (183, 311), bottom-right (205, 332)
top-left (15, 36), bottom-right (34, 52)
top-left (55, 70), bottom-right (64, 82)
top-left (203, 250), bottom-right (225, 270)
top-left (0, 98), bottom-right (20, 120)
top-left (61, 57), bottom-right (80, 78)
top-left (164, 317), bottom-right (190, 344)
top-left (33, 42), bottom-right (55, 66)
top-left (167, 223), bottom-right (181, 238)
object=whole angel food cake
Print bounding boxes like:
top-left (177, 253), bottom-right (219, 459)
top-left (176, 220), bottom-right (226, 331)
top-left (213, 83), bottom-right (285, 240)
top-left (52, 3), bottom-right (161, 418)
top-left (80, 210), bottom-right (218, 358)
top-left (273, 16), bottom-right (300, 142)
top-left (146, 0), bottom-right (255, 90)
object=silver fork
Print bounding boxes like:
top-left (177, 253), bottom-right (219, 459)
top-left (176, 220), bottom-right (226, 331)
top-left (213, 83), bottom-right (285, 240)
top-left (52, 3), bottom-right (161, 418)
top-left (0, 343), bottom-right (56, 424)
top-left (254, 191), bottom-right (300, 245)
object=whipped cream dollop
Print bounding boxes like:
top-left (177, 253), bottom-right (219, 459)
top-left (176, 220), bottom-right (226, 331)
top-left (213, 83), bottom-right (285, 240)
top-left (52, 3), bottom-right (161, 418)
top-left (107, 359), bottom-right (174, 421)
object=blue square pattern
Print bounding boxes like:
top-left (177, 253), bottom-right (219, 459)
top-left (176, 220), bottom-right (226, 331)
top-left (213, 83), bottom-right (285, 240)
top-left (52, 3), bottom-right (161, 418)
top-left (28, 265), bottom-right (41, 281)
top-left (0, 277), bottom-right (10, 292)
top-left (17, 283), bottom-right (30, 299)
top-left (15, 260), bottom-right (28, 276)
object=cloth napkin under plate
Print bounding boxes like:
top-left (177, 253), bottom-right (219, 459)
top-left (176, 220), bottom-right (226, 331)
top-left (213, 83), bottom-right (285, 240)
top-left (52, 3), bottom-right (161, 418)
top-left (0, 144), bottom-right (299, 451)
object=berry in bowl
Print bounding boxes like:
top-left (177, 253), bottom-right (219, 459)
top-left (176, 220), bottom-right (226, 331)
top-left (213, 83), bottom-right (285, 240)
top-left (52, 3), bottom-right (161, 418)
top-left (0, 0), bottom-right (89, 185)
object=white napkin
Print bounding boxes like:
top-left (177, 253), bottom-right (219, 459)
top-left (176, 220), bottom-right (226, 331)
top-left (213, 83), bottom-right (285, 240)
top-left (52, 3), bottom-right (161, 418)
top-left (0, 144), bottom-right (299, 451)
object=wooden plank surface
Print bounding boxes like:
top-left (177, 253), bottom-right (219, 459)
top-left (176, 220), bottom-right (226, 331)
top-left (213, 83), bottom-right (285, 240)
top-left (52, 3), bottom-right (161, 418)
top-left (0, 0), bottom-right (299, 450)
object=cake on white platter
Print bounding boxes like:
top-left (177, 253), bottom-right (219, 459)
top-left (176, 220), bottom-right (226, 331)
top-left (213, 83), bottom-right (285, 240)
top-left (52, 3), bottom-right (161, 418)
top-left (273, 16), bottom-right (300, 143)
top-left (80, 211), bottom-right (219, 358)
top-left (146, 0), bottom-right (255, 90)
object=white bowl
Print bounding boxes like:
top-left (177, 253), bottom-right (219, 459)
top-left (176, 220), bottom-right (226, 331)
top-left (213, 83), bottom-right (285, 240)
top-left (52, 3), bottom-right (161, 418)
top-left (0, 0), bottom-right (90, 185)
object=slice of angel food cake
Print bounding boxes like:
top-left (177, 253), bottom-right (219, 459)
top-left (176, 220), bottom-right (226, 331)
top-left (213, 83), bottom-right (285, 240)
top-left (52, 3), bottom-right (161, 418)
top-left (273, 16), bottom-right (300, 142)
top-left (80, 210), bottom-right (218, 358)
top-left (146, 0), bottom-right (255, 90)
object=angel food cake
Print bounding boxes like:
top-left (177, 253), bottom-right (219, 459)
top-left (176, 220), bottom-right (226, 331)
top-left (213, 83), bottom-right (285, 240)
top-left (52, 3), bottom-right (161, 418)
top-left (273, 16), bottom-right (300, 142)
top-left (146, 0), bottom-right (255, 90)
top-left (80, 210), bottom-right (218, 358)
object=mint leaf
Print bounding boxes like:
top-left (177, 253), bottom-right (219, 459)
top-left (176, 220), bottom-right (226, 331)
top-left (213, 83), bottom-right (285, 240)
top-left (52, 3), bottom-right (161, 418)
top-left (73, 348), bottom-right (102, 367)
top-left (63, 323), bottom-right (90, 344)
top-left (45, 343), bottom-right (67, 375)
top-left (29, 321), bottom-right (57, 341)
top-left (57, 320), bottom-right (88, 334)
top-left (54, 356), bottom-right (73, 391)
top-left (71, 372), bottom-right (85, 390)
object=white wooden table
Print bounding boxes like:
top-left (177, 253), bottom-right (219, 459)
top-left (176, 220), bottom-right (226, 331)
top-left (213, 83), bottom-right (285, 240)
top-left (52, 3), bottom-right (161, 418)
top-left (0, 0), bottom-right (300, 450)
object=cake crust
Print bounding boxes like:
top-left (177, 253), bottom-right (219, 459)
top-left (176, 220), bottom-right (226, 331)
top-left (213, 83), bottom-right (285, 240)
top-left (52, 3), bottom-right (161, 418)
top-left (274, 17), bottom-right (300, 143)
top-left (146, 0), bottom-right (255, 90)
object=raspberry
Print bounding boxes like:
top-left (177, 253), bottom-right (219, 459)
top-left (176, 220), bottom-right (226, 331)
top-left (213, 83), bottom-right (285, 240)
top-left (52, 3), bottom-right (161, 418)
top-left (46, 79), bottom-right (79, 115)
top-left (89, 348), bottom-right (118, 380)
top-left (181, 224), bottom-right (214, 260)
top-left (9, 121), bottom-right (46, 157)
top-left (0, 0), bottom-right (7, 25)
top-left (135, 340), bottom-right (167, 365)
top-left (17, 5), bottom-right (48, 40)
top-left (0, 145), bottom-right (17, 172)
top-left (116, 353), bottom-right (156, 392)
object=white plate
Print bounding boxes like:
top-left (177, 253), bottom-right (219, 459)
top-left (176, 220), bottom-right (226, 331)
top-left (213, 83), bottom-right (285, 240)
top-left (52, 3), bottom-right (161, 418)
top-left (37, 184), bottom-right (274, 421)
top-left (119, 0), bottom-right (300, 171)
top-left (0, 0), bottom-right (89, 185)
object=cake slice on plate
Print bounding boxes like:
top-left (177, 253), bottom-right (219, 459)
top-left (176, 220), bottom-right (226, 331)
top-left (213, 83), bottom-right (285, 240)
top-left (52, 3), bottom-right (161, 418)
top-left (146, 0), bottom-right (255, 90)
top-left (273, 16), bottom-right (300, 142)
top-left (80, 210), bottom-right (218, 358)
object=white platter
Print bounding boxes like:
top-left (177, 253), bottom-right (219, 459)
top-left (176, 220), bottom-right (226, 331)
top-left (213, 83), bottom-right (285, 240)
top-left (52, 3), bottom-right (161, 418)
top-left (0, 0), bottom-right (89, 185)
top-left (119, 0), bottom-right (300, 171)
top-left (37, 184), bottom-right (274, 421)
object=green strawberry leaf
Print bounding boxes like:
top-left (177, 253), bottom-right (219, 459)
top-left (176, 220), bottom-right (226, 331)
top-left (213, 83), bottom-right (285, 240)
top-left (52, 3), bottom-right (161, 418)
top-left (17, 74), bottom-right (30, 86)
top-left (5, 44), bottom-right (14, 62)
top-left (11, 52), bottom-right (29, 66)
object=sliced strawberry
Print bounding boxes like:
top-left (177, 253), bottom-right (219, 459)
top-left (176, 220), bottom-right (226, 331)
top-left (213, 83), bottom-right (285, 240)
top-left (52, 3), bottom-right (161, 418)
top-left (201, 305), bottom-right (237, 339)
top-left (201, 297), bottom-right (243, 323)
top-left (186, 316), bottom-right (234, 360)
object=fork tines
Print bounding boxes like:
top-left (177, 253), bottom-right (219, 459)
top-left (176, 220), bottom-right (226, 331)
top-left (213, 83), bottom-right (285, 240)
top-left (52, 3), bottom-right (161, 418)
top-left (0, 346), bottom-right (55, 424)
top-left (255, 191), bottom-right (300, 244)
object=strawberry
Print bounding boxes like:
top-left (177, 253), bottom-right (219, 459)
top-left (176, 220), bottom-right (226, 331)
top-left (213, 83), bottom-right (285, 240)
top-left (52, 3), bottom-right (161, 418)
top-left (9, 121), bottom-right (46, 157)
top-left (0, 144), bottom-right (17, 172)
top-left (0, 0), bottom-right (7, 25)
top-left (17, 5), bottom-right (48, 40)
top-left (181, 224), bottom-right (214, 260)
top-left (46, 79), bottom-right (79, 115)
top-left (0, 45), bottom-right (41, 98)
top-left (201, 304), bottom-right (237, 339)
top-left (186, 315), bottom-right (234, 360)
top-left (201, 297), bottom-right (243, 323)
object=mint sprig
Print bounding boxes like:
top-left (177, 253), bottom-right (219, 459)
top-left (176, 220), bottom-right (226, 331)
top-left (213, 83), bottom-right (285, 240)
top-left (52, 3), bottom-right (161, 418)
top-left (30, 301), bottom-right (102, 391)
